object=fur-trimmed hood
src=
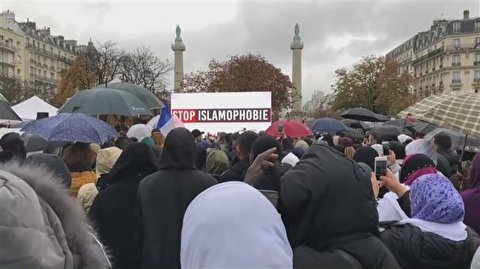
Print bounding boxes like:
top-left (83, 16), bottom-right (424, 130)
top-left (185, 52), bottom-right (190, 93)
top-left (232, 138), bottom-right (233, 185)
top-left (0, 160), bottom-right (111, 269)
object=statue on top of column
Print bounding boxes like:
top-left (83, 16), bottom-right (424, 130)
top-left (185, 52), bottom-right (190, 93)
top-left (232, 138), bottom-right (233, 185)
top-left (175, 25), bottom-right (182, 42)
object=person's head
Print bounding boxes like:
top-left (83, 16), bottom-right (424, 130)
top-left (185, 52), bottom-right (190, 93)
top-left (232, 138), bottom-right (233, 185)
top-left (250, 135), bottom-right (282, 164)
top-left (344, 146), bottom-right (356, 160)
top-left (108, 142), bottom-right (159, 183)
top-left (160, 127), bottom-right (197, 169)
top-left (181, 182), bottom-right (293, 269)
top-left (281, 137), bottom-right (294, 151)
top-left (338, 137), bottom-right (353, 148)
top-left (433, 134), bottom-right (452, 152)
top-left (95, 146), bottom-right (123, 178)
top-left (370, 144), bottom-right (383, 157)
top-left (389, 141), bottom-right (406, 160)
top-left (196, 143), bottom-right (207, 170)
top-left (368, 132), bottom-right (380, 146)
top-left (321, 134), bottom-right (335, 147)
top-left (114, 136), bottom-right (131, 151)
top-left (236, 131), bottom-right (258, 160)
top-left (77, 183), bottom-right (98, 213)
top-left (411, 173), bottom-right (464, 224)
top-left (405, 139), bottom-right (437, 165)
top-left (353, 147), bottom-right (379, 170)
top-left (467, 152), bottom-right (480, 189)
top-left (206, 150), bottom-right (230, 175)
top-left (397, 134), bottom-right (413, 145)
top-left (191, 129), bottom-right (204, 142)
top-left (62, 143), bottom-right (93, 173)
top-left (400, 154), bottom-right (437, 185)
top-left (27, 153), bottom-right (72, 188)
top-left (291, 147), bottom-right (306, 159)
top-left (0, 132), bottom-right (26, 161)
top-left (151, 131), bottom-right (165, 150)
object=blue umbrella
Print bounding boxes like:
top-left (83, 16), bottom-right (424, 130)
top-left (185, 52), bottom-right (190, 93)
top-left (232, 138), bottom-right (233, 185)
top-left (310, 118), bottom-right (347, 133)
top-left (21, 113), bottom-right (118, 144)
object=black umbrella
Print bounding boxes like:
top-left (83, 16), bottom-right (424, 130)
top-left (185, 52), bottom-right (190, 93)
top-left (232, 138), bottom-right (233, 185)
top-left (375, 113), bottom-right (390, 122)
top-left (340, 119), bottom-right (372, 131)
top-left (344, 127), bottom-right (365, 141)
top-left (369, 125), bottom-right (401, 141)
top-left (21, 133), bottom-right (66, 153)
top-left (341, 107), bottom-right (378, 122)
top-left (0, 100), bottom-right (21, 121)
top-left (310, 118), bottom-right (347, 133)
top-left (424, 128), bottom-right (480, 152)
top-left (383, 119), bottom-right (415, 133)
top-left (413, 122), bottom-right (438, 134)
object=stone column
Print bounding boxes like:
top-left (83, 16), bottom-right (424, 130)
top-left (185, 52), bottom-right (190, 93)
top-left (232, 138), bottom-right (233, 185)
top-left (290, 23), bottom-right (304, 113)
top-left (172, 25), bottom-right (185, 92)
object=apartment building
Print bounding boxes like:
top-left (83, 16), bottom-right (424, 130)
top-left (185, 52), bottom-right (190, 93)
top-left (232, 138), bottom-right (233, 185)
top-left (387, 10), bottom-right (480, 98)
top-left (0, 10), bottom-right (83, 95)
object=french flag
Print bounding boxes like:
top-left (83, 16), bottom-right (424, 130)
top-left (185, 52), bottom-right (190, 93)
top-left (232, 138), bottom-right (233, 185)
top-left (156, 104), bottom-right (184, 135)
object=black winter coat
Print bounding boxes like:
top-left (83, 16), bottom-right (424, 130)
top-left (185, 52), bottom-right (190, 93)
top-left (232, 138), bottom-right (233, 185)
top-left (380, 223), bottom-right (480, 269)
top-left (137, 169), bottom-right (217, 269)
top-left (278, 144), bottom-right (399, 269)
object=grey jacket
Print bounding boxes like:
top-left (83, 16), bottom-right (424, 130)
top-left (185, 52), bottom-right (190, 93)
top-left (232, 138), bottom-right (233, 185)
top-left (0, 161), bottom-right (111, 269)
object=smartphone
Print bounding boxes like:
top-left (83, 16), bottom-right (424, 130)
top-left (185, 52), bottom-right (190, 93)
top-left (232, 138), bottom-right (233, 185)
top-left (278, 124), bottom-right (284, 133)
top-left (375, 156), bottom-right (388, 179)
top-left (382, 141), bottom-right (390, 156)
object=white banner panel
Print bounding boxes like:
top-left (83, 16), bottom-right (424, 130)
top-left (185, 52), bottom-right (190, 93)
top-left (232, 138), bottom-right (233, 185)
top-left (171, 92), bottom-right (272, 133)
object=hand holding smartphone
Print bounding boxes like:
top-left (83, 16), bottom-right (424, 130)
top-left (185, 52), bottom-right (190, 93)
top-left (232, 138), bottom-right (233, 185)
top-left (374, 156), bottom-right (388, 180)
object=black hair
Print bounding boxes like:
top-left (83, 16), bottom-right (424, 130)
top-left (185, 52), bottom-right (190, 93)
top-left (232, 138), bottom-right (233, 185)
top-left (237, 131), bottom-right (258, 159)
top-left (434, 134), bottom-right (452, 151)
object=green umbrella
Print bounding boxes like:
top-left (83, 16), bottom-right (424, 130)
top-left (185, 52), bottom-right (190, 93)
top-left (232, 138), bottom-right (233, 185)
top-left (58, 88), bottom-right (153, 116)
top-left (97, 82), bottom-right (164, 110)
top-left (0, 100), bottom-right (21, 121)
top-left (0, 93), bottom-right (8, 103)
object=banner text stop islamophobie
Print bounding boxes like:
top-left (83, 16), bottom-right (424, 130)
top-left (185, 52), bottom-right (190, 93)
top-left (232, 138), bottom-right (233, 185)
top-left (172, 108), bottom-right (271, 123)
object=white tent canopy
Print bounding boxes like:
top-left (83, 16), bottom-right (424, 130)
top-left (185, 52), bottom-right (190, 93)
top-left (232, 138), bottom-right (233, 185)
top-left (12, 96), bottom-right (58, 120)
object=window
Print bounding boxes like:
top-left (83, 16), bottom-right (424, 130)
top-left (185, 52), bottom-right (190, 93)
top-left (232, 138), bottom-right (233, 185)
top-left (453, 39), bottom-right (460, 49)
top-left (17, 69), bottom-right (20, 75)
top-left (476, 37), bottom-right (480, 47)
top-left (452, 71), bottom-right (461, 83)
top-left (452, 54), bottom-right (461, 67)
top-left (453, 22), bottom-right (461, 33)
top-left (475, 70), bottom-right (480, 81)
top-left (476, 21), bottom-right (480, 31)
top-left (476, 53), bottom-right (480, 65)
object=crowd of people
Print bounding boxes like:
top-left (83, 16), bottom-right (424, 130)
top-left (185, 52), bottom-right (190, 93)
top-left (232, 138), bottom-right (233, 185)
top-left (0, 124), bottom-right (479, 269)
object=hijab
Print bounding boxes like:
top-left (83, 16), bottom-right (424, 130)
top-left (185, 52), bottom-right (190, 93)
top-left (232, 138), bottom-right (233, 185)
top-left (196, 143), bottom-right (207, 170)
top-left (181, 182), bottom-right (293, 269)
top-left (405, 139), bottom-right (437, 165)
top-left (353, 147), bottom-right (379, 170)
top-left (160, 128), bottom-right (197, 169)
top-left (400, 154), bottom-right (437, 185)
top-left (77, 183), bottom-right (98, 213)
top-left (108, 143), bottom-right (159, 184)
top-left (95, 146), bottom-right (122, 177)
top-left (251, 135), bottom-right (282, 163)
top-left (468, 153), bottom-right (480, 189)
top-left (206, 150), bottom-right (230, 175)
top-left (399, 173), bottom-right (467, 241)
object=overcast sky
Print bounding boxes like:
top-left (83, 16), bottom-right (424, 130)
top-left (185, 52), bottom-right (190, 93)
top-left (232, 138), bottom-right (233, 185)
top-left (3, 0), bottom-right (479, 104)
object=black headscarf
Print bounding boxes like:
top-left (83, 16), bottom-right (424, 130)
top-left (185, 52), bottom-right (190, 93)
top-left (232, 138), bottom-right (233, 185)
top-left (353, 147), bottom-right (379, 170)
top-left (108, 142), bottom-right (159, 184)
top-left (160, 128), bottom-right (197, 169)
top-left (27, 153), bottom-right (72, 188)
top-left (196, 143), bottom-right (207, 170)
top-left (251, 135), bottom-right (282, 162)
top-left (0, 132), bottom-right (26, 161)
top-left (250, 135), bottom-right (283, 191)
top-left (389, 141), bottom-right (406, 159)
top-left (281, 138), bottom-right (294, 151)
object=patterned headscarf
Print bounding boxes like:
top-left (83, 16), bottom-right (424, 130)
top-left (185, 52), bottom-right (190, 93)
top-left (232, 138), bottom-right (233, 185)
top-left (411, 173), bottom-right (465, 224)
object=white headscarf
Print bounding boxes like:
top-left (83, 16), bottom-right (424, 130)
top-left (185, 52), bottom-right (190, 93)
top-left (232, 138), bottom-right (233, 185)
top-left (181, 182), bottom-right (293, 269)
top-left (281, 152), bottom-right (300, 167)
top-left (405, 139), bottom-right (438, 165)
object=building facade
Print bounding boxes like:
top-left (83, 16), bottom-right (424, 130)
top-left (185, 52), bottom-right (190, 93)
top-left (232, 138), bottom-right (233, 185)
top-left (387, 10), bottom-right (480, 98)
top-left (0, 10), bottom-right (83, 97)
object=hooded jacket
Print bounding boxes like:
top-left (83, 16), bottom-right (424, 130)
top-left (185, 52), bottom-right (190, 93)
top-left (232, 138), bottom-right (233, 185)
top-left (0, 161), bottom-right (110, 269)
top-left (278, 144), bottom-right (399, 269)
top-left (89, 143), bottom-right (159, 269)
top-left (137, 128), bottom-right (217, 269)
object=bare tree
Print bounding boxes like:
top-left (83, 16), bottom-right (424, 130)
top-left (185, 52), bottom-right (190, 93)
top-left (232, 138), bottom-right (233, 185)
top-left (89, 41), bottom-right (127, 86)
top-left (0, 73), bottom-right (24, 104)
top-left (120, 47), bottom-right (172, 92)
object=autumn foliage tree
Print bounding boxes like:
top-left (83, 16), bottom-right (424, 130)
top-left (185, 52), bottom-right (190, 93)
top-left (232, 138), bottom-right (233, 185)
top-left (332, 55), bottom-right (414, 115)
top-left (181, 54), bottom-right (296, 116)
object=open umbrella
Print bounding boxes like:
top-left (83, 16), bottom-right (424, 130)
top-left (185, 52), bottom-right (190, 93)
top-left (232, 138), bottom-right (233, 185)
top-left (310, 118), bottom-right (347, 133)
top-left (383, 119), bottom-right (414, 132)
top-left (0, 93), bottom-right (8, 103)
top-left (58, 88), bottom-right (152, 116)
top-left (413, 121), bottom-right (437, 135)
top-left (20, 133), bottom-right (66, 153)
top-left (344, 127), bottom-right (365, 141)
top-left (340, 119), bottom-right (371, 131)
top-left (375, 113), bottom-right (390, 122)
top-left (424, 128), bottom-right (480, 152)
top-left (397, 92), bottom-right (456, 118)
top-left (266, 120), bottom-right (312, 138)
top-left (96, 82), bottom-right (165, 110)
top-left (21, 113), bottom-right (118, 144)
top-left (127, 124), bottom-right (152, 141)
top-left (0, 100), bottom-right (22, 122)
top-left (341, 107), bottom-right (378, 122)
top-left (412, 92), bottom-right (480, 138)
top-left (369, 125), bottom-right (401, 140)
